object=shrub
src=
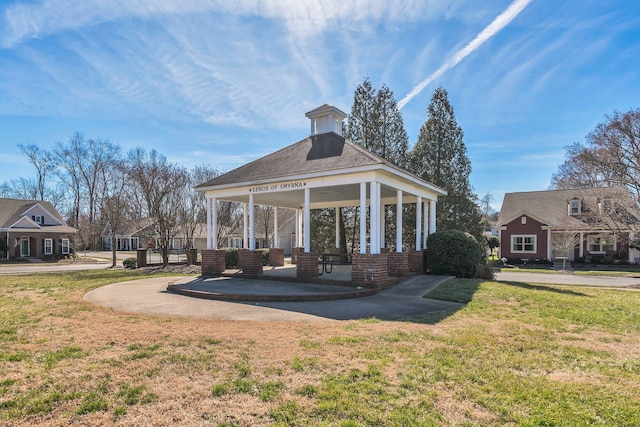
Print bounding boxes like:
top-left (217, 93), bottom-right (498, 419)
top-left (475, 263), bottom-right (496, 280)
top-left (256, 248), bottom-right (270, 266)
top-left (123, 258), bottom-right (137, 269)
top-left (224, 248), bottom-right (238, 269)
top-left (427, 230), bottom-right (482, 278)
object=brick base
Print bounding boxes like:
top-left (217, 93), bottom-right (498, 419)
top-left (137, 249), bottom-right (147, 268)
top-left (242, 251), bottom-right (264, 275)
top-left (269, 248), bottom-right (284, 266)
top-left (238, 248), bottom-right (250, 269)
top-left (201, 249), bottom-right (226, 275)
top-left (408, 250), bottom-right (426, 273)
top-left (352, 253), bottom-right (388, 288)
top-left (296, 252), bottom-right (319, 281)
top-left (388, 252), bottom-right (409, 277)
top-left (291, 247), bottom-right (302, 264)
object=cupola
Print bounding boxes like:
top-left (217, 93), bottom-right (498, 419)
top-left (305, 104), bottom-right (347, 136)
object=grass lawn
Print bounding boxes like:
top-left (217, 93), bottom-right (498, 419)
top-left (1, 270), bottom-right (639, 425)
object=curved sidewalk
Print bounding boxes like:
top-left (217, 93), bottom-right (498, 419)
top-left (84, 275), bottom-right (461, 322)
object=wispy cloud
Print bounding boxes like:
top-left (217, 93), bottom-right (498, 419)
top-left (397, 0), bottom-right (533, 109)
top-left (1, 0), bottom-right (457, 49)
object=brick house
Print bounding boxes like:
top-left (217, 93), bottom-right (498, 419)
top-left (497, 187), bottom-right (639, 263)
top-left (0, 198), bottom-right (77, 260)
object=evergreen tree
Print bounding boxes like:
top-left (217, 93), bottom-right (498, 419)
top-left (331, 78), bottom-right (410, 252)
top-left (409, 86), bottom-right (483, 240)
top-left (345, 79), bottom-right (409, 167)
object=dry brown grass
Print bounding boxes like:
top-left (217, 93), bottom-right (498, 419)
top-left (2, 271), bottom-right (640, 426)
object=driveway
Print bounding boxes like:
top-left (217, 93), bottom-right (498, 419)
top-left (496, 271), bottom-right (640, 288)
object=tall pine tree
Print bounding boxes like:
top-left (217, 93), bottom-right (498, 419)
top-left (345, 78), bottom-right (409, 168)
top-left (409, 86), bottom-right (483, 240)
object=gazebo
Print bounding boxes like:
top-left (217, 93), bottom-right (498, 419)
top-left (195, 105), bottom-right (446, 287)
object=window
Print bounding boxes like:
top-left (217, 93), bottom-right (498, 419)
top-left (512, 235), bottom-right (536, 253)
top-left (32, 215), bottom-right (43, 224)
top-left (44, 238), bottom-right (53, 255)
top-left (588, 235), bottom-right (614, 253)
top-left (569, 199), bottom-right (581, 215)
top-left (521, 216), bottom-right (527, 224)
top-left (61, 239), bottom-right (70, 254)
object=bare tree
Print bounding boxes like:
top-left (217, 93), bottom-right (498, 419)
top-left (552, 109), bottom-right (640, 247)
top-left (255, 206), bottom-right (273, 248)
top-left (10, 177), bottom-right (39, 200)
top-left (53, 133), bottom-right (121, 249)
top-left (18, 144), bottom-right (57, 201)
top-left (551, 230), bottom-right (582, 270)
top-left (127, 148), bottom-right (188, 267)
top-left (100, 161), bottom-right (131, 267)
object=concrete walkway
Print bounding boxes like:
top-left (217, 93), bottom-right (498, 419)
top-left (84, 274), bottom-right (461, 322)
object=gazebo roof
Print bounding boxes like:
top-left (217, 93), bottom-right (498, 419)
top-left (196, 105), bottom-right (445, 210)
top-left (197, 132), bottom-right (409, 188)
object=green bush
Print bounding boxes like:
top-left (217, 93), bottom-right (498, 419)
top-left (475, 263), bottom-right (496, 280)
top-left (256, 248), bottom-right (270, 266)
top-left (224, 248), bottom-right (238, 269)
top-left (123, 257), bottom-right (137, 269)
top-left (427, 230), bottom-right (482, 278)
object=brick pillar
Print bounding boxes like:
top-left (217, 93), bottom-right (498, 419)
top-left (201, 249), bottom-right (226, 276)
top-left (238, 248), bottom-right (250, 270)
top-left (269, 248), bottom-right (284, 266)
top-left (242, 250), bottom-right (264, 275)
top-left (352, 253), bottom-right (388, 288)
top-left (291, 247), bottom-right (302, 264)
top-left (408, 250), bottom-right (426, 273)
top-left (137, 249), bottom-right (147, 268)
top-left (296, 252), bottom-right (319, 281)
top-left (388, 251), bottom-right (409, 277)
top-left (186, 249), bottom-right (198, 265)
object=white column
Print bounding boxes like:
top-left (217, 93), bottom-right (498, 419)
top-left (429, 200), bottom-right (436, 234)
top-left (380, 201), bottom-right (385, 250)
top-left (243, 203), bottom-right (248, 249)
top-left (273, 207), bottom-right (279, 248)
top-left (304, 188), bottom-right (311, 252)
top-left (370, 182), bottom-right (380, 254)
top-left (416, 196), bottom-right (422, 251)
top-left (296, 208), bottom-right (303, 247)
top-left (360, 182), bottom-right (367, 254)
top-left (335, 208), bottom-right (340, 248)
top-left (396, 190), bottom-right (403, 252)
top-left (579, 232), bottom-right (584, 258)
top-left (423, 200), bottom-right (428, 248)
top-left (211, 197), bottom-right (218, 249)
top-left (206, 197), bottom-right (212, 249)
top-left (249, 193), bottom-right (255, 251)
top-left (547, 229), bottom-right (552, 260)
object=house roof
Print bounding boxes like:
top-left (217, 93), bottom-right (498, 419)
top-left (0, 198), bottom-right (77, 233)
top-left (498, 187), bottom-right (633, 230)
top-left (195, 132), bottom-right (445, 195)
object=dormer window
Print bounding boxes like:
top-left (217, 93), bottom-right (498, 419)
top-left (31, 215), bottom-right (43, 224)
top-left (569, 199), bottom-right (581, 215)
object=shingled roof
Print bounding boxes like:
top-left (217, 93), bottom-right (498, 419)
top-left (498, 187), bottom-right (633, 229)
top-left (196, 132), bottom-right (428, 189)
top-left (0, 198), bottom-right (77, 233)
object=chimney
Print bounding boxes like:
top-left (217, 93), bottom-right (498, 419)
top-left (305, 104), bottom-right (347, 137)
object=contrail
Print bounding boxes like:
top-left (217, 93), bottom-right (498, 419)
top-left (398, 0), bottom-right (533, 110)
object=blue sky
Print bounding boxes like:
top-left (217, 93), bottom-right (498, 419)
top-left (0, 0), bottom-right (638, 210)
